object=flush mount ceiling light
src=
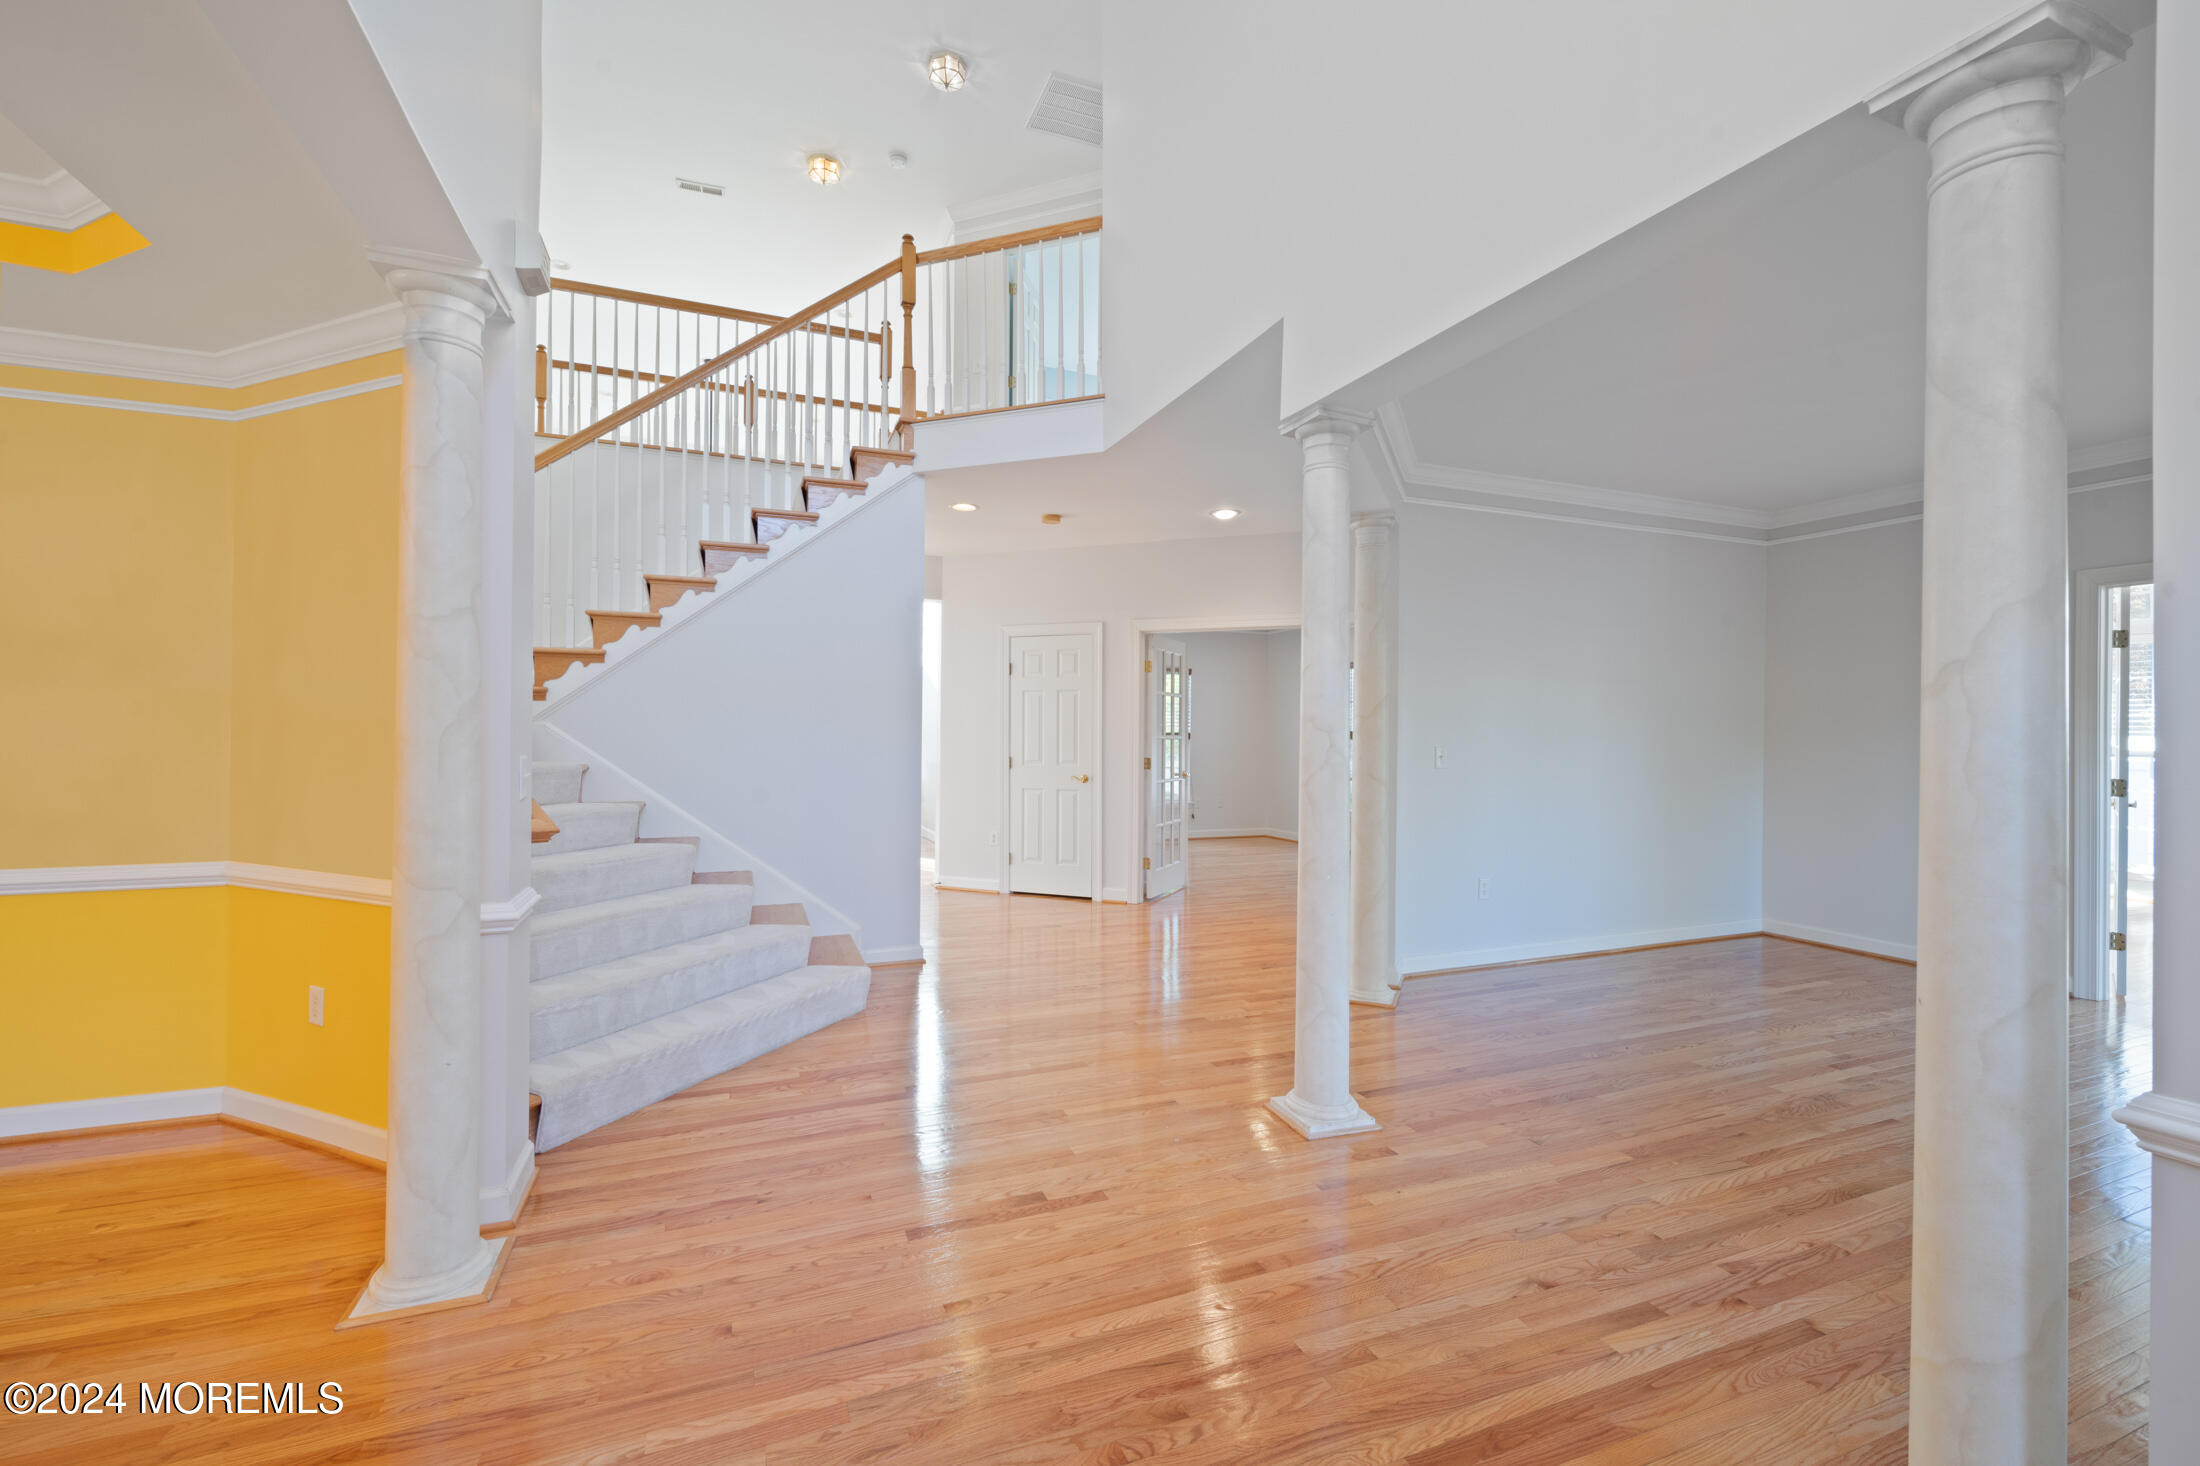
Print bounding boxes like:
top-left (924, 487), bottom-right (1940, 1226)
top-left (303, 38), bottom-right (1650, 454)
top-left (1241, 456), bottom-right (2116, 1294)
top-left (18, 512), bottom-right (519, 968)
top-left (806, 154), bottom-right (842, 185)
top-left (1209, 507), bottom-right (1240, 520)
top-left (928, 50), bottom-right (968, 91)
top-left (950, 502), bottom-right (978, 512)
top-left (888, 150), bottom-right (909, 170)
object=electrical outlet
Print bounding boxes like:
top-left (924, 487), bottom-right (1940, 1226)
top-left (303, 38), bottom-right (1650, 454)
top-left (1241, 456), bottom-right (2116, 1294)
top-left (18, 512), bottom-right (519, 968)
top-left (989, 832), bottom-right (999, 846)
top-left (1477, 877), bottom-right (1490, 900)
top-left (308, 985), bottom-right (325, 1026)
top-left (1435, 745), bottom-right (1448, 769)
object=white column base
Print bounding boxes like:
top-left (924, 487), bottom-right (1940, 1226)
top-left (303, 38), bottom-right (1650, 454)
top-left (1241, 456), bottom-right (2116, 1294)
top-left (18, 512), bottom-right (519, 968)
top-left (2115, 1090), bottom-right (2200, 1165)
top-left (344, 1235), bottom-right (508, 1325)
top-left (1268, 1090), bottom-right (1381, 1140)
top-left (1348, 982), bottom-right (1398, 1009)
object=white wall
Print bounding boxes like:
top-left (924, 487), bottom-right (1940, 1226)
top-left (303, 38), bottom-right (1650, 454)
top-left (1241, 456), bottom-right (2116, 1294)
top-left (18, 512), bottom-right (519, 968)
top-left (937, 534), bottom-right (1300, 898)
top-left (538, 474), bottom-right (925, 960)
top-left (1100, 0), bottom-right (2104, 438)
top-left (1396, 510), bottom-right (1768, 972)
top-left (1180, 631), bottom-right (1298, 838)
top-left (921, 598), bottom-right (942, 843)
top-left (1761, 484), bottom-right (2155, 958)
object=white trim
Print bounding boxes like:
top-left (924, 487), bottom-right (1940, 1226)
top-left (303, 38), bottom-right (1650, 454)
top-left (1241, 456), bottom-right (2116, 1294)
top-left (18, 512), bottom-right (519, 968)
top-left (2073, 562), bottom-right (2154, 1000)
top-left (1190, 827), bottom-right (1298, 841)
top-left (0, 1087), bottom-right (225, 1138)
top-left (479, 887), bottom-right (541, 935)
top-left (0, 1086), bottom-right (384, 1161)
top-left (947, 171), bottom-right (1103, 243)
top-left (1001, 620), bottom-right (1105, 900)
top-left (0, 167), bottom-right (107, 232)
top-left (0, 302), bottom-right (405, 389)
top-left (861, 943), bottom-right (926, 965)
top-left (0, 861), bottom-right (391, 903)
top-left (1402, 920), bottom-right (1761, 977)
top-left (481, 1140), bottom-right (536, 1224)
top-left (1763, 919), bottom-right (1918, 963)
top-left (0, 861), bottom-right (227, 894)
top-left (0, 373), bottom-right (400, 424)
top-left (1101, 885), bottom-right (1130, 904)
top-left (227, 862), bottom-right (392, 905)
top-left (1373, 404), bottom-right (2152, 543)
top-left (222, 1088), bottom-right (385, 1161)
top-left (935, 873), bottom-right (1004, 893)
top-left (2114, 1091), bottom-right (2200, 1170)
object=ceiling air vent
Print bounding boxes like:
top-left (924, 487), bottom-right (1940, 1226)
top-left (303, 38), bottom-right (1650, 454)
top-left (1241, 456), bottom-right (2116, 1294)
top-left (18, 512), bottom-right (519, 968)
top-left (676, 177), bottom-right (725, 197)
top-left (1027, 73), bottom-right (1102, 147)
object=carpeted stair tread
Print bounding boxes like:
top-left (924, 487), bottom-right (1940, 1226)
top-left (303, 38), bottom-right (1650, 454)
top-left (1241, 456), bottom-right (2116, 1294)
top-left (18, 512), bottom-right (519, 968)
top-left (532, 762), bottom-right (588, 806)
top-left (531, 882), bottom-right (753, 981)
top-left (531, 921), bottom-right (812, 1055)
top-left (535, 801), bottom-right (644, 854)
top-left (532, 840), bottom-right (697, 913)
top-left (530, 962), bottom-right (872, 1151)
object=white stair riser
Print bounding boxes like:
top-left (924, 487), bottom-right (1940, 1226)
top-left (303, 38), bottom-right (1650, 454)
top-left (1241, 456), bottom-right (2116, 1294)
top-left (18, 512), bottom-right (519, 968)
top-left (536, 801), bottom-right (644, 854)
top-left (533, 762), bottom-right (587, 806)
top-left (532, 885), bottom-right (753, 980)
top-left (533, 842), bottom-right (696, 914)
top-left (532, 925), bottom-right (811, 1055)
top-left (531, 965), bottom-right (870, 1151)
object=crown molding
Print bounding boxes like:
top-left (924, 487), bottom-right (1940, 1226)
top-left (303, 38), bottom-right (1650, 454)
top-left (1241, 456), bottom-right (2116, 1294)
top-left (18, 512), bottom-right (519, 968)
top-left (1373, 402), bottom-right (2152, 544)
top-left (947, 171), bottom-right (1103, 243)
top-left (0, 167), bottom-right (108, 232)
top-left (0, 302), bottom-right (405, 389)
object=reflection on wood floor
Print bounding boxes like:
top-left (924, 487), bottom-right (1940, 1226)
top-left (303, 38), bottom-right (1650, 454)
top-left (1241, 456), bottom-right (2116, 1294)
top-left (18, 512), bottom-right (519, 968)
top-left (0, 838), bottom-right (2151, 1463)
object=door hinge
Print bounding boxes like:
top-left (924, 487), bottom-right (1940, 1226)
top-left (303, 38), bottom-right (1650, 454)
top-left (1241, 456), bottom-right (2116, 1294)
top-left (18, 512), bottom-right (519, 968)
top-left (1143, 857), bottom-right (1152, 870)
top-left (2110, 931), bottom-right (2127, 951)
top-left (1144, 756), bottom-right (1152, 769)
top-left (2112, 778), bottom-right (2129, 798)
top-left (2112, 629), bottom-right (2130, 648)
top-left (1144, 659), bottom-right (1152, 673)
top-left (1008, 756), bottom-right (1014, 768)
top-left (1009, 660), bottom-right (1015, 674)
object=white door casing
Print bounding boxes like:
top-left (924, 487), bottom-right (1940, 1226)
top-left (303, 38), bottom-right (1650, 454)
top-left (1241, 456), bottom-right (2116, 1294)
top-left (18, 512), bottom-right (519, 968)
top-left (1007, 630), bottom-right (1098, 898)
top-left (1146, 636), bottom-right (1190, 899)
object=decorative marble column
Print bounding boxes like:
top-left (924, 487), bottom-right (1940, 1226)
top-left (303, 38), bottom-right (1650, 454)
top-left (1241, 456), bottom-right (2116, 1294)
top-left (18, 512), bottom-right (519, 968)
top-left (1349, 514), bottom-right (1400, 1008)
top-left (1868, 7), bottom-right (2126, 1458)
top-left (350, 262), bottom-right (509, 1320)
top-left (1270, 407), bottom-right (1380, 1140)
top-left (2115, 1), bottom-right (2200, 1459)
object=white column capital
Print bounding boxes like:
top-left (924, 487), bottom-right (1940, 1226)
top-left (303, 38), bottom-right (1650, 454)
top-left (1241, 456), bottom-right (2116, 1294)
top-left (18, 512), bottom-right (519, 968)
top-left (1869, 3), bottom-right (2128, 143)
top-left (1351, 513), bottom-right (1399, 536)
top-left (2116, 1091), bottom-right (2200, 1170)
top-left (1280, 404), bottom-right (1375, 447)
top-left (368, 248), bottom-right (509, 348)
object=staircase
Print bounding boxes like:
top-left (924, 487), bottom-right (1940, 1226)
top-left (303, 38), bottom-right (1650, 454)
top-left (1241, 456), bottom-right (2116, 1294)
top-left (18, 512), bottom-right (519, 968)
top-left (532, 445), bottom-right (914, 698)
top-left (526, 758), bottom-right (870, 1149)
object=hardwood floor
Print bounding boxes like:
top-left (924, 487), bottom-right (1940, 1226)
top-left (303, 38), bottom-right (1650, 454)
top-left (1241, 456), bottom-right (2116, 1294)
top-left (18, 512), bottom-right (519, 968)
top-left (0, 839), bottom-right (2151, 1463)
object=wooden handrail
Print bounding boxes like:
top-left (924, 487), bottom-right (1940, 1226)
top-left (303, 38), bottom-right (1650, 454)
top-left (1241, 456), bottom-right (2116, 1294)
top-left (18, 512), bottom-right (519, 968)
top-left (550, 278), bottom-right (884, 345)
top-left (912, 215), bottom-right (1101, 267)
top-left (535, 257), bottom-right (901, 471)
top-left (534, 215), bottom-right (1103, 472)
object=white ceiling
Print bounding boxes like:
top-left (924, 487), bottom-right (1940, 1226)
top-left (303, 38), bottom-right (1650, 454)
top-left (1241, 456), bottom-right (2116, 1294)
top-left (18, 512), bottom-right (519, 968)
top-left (922, 327), bottom-right (1304, 557)
top-left (1392, 30), bottom-right (2155, 519)
top-left (541, 0), bottom-right (1101, 316)
top-left (0, 1), bottom-right (392, 353)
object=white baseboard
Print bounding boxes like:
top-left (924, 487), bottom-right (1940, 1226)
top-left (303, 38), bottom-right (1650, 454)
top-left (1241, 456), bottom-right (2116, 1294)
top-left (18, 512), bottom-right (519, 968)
top-left (481, 1141), bottom-right (536, 1225)
top-left (862, 943), bottom-right (926, 965)
top-left (0, 1086), bottom-right (225, 1138)
top-left (1404, 920), bottom-right (1761, 977)
top-left (1101, 885), bottom-right (1130, 904)
top-left (1189, 827), bottom-right (1296, 841)
top-left (0, 1086), bottom-right (385, 1161)
top-left (935, 873), bottom-right (1003, 893)
top-left (1762, 919), bottom-right (1917, 963)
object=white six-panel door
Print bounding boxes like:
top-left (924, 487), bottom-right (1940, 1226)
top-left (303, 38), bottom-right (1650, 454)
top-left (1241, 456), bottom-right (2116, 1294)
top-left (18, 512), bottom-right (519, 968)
top-left (1008, 632), bottom-right (1097, 897)
top-left (1145, 637), bottom-right (1190, 899)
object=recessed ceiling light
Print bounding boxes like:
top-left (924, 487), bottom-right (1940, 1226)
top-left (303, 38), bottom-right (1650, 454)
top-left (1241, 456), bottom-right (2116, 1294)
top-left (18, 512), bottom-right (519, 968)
top-left (807, 154), bottom-right (842, 185)
top-left (951, 502), bottom-right (978, 512)
top-left (1210, 507), bottom-right (1240, 520)
top-left (929, 51), bottom-right (967, 91)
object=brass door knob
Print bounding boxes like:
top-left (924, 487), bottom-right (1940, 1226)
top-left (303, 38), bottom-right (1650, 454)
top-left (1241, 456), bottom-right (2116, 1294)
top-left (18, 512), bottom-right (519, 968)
top-left (1074, 774), bottom-right (1090, 783)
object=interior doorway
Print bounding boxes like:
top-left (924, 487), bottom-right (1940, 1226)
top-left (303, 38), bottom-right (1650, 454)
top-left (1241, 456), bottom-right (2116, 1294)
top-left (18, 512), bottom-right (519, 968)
top-left (2105, 583), bottom-right (2156, 1002)
top-left (1139, 626), bottom-right (1300, 903)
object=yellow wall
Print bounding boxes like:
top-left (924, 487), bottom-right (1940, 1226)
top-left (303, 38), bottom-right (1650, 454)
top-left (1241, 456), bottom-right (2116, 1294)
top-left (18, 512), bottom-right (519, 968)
top-left (0, 356), bottom-right (400, 1127)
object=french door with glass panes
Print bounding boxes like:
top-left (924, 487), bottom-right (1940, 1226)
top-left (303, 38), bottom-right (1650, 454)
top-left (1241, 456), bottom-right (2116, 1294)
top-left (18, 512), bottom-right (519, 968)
top-left (1145, 637), bottom-right (1190, 899)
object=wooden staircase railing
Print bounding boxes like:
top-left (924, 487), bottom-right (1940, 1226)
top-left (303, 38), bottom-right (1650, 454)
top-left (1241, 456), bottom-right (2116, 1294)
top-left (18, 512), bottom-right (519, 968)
top-left (530, 217), bottom-right (1100, 651)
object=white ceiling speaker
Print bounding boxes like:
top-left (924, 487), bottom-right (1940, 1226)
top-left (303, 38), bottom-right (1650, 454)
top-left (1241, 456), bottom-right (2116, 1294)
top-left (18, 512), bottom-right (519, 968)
top-left (928, 51), bottom-right (967, 91)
